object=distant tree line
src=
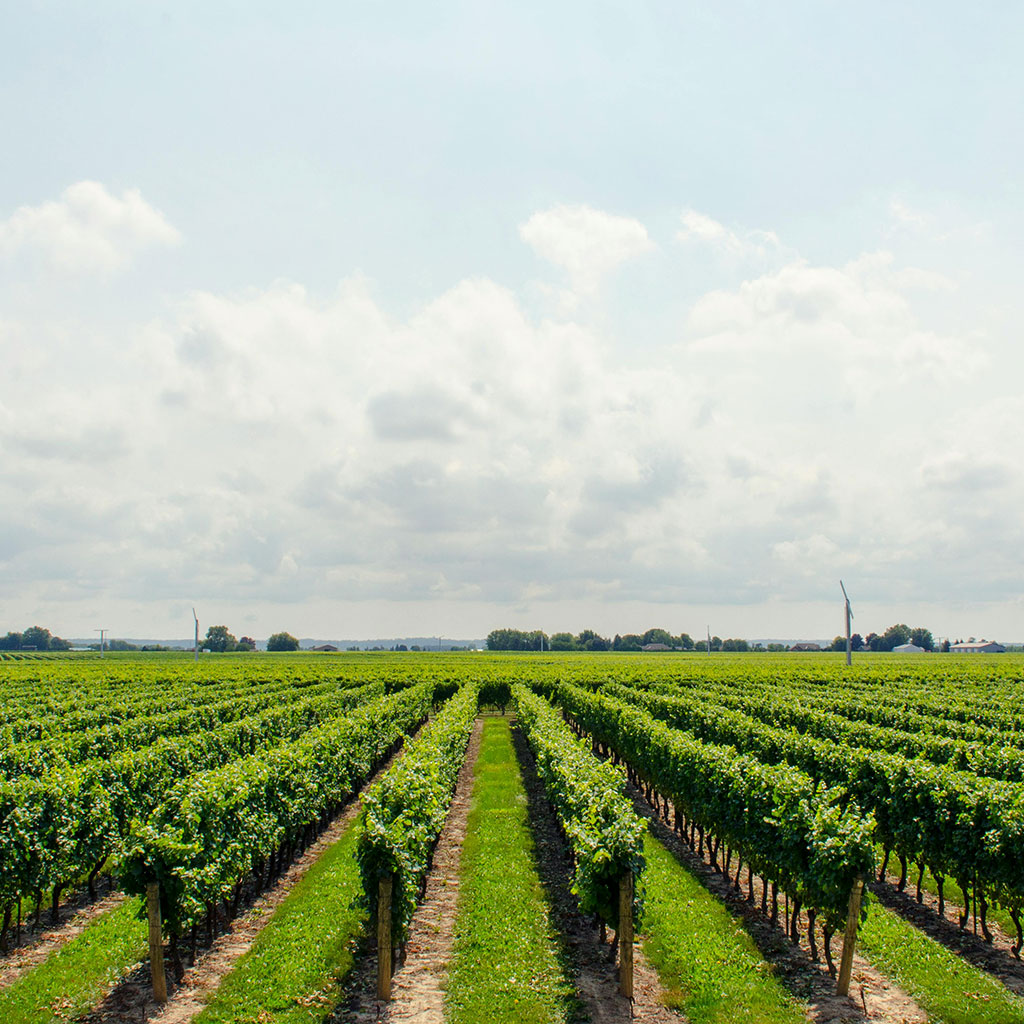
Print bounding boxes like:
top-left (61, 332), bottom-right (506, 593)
top-left (488, 623), bottom-right (939, 653)
top-left (486, 628), bottom-right (754, 652)
top-left (826, 624), bottom-right (934, 652)
top-left (0, 625), bottom-right (71, 651)
top-left (199, 626), bottom-right (299, 652)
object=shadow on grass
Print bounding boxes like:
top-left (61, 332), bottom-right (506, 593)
top-left (869, 880), bottom-right (1024, 996)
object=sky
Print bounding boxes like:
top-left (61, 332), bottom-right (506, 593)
top-left (2, 2), bottom-right (1023, 642)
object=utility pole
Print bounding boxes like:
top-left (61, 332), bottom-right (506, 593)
top-left (707, 625), bottom-right (712, 655)
top-left (840, 581), bottom-right (854, 667)
top-left (193, 608), bottom-right (200, 663)
top-left (94, 628), bottom-right (107, 658)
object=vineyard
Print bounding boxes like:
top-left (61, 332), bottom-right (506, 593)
top-left (1, 652), bottom-right (1023, 1023)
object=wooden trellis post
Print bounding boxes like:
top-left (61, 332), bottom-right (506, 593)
top-left (377, 874), bottom-right (394, 1000)
top-left (619, 873), bottom-right (634, 998)
top-left (146, 881), bottom-right (167, 1003)
top-left (837, 877), bottom-right (864, 996)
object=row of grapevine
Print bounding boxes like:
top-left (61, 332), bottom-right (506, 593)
top-left (555, 682), bottom-right (876, 932)
top-left (606, 680), bottom-right (1024, 783)
top-left (0, 677), bottom-right (357, 779)
top-left (122, 682), bottom-right (433, 934)
top-left (608, 679), bottom-right (1024, 937)
top-left (0, 679), bottom-right (387, 933)
top-left (511, 684), bottom-right (645, 931)
top-left (357, 680), bottom-right (481, 945)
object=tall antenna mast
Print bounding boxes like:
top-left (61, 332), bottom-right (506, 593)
top-left (840, 581), bottom-right (854, 667)
top-left (193, 608), bottom-right (199, 663)
top-left (94, 628), bottom-right (107, 658)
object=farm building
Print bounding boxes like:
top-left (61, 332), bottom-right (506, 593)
top-left (893, 642), bottom-right (925, 653)
top-left (790, 642), bottom-right (821, 652)
top-left (950, 640), bottom-right (1005, 653)
top-left (641, 643), bottom-right (672, 651)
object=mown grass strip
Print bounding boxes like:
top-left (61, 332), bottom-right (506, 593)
top-left (445, 717), bottom-right (577, 1024)
top-left (194, 820), bottom-right (366, 1024)
top-left (639, 832), bottom-right (806, 1024)
top-left (0, 896), bottom-right (145, 1024)
top-left (859, 900), bottom-right (1024, 1024)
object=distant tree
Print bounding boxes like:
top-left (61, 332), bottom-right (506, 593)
top-left (0, 632), bottom-right (24, 651)
top-left (48, 636), bottom-right (71, 651)
top-left (722, 638), bottom-right (749, 652)
top-left (576, 629), bottom-right (610, 651)
top-left (107, 639), bottom-right (138, 651)
top-left (236, 636), bottom-right (256, 652)
top-left (549, 632), bottom-right (576, 651)
top-left (941, 638), bottom-right (951, 653)
top-left (613, 633), bottom-right (643, 651)
top-left (642, 628), bottom-right (674, 647)
top-left (865, 631), bottom-right (882, 652)
top-left (677, 633), bottom-right (695, 651)
top-left (882, 624), bottom-right (911, 650)
top-left (711, 635), bottom-right (723, 651)
top-left (829, 636), bottom-right (846, 652)
top-left (910, 627), bottom-right (934, 652)
top-left (21, 626), bottom-right (52, 650)
top-left (267, 631), bottom-right (300, 652)
top-left (393, 644), bottom-right (408, 652)
top-left (850, 633), bottom-right (864, 651)
top-left (202, 625), bottom-right (237, 653)
top-left (487, 628), bottom-right (529, 650)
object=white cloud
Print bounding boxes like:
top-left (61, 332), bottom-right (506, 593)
top-left (2, 202), bottom-right (1022, 638)
top-left (519, 204), bottom-right (653, 297)
top-left (0, 181), bottom-right (180, 273)
top-left (685, 252), bottom-right (984, 380)
top-left (676, 209), bottom-right (786, 264)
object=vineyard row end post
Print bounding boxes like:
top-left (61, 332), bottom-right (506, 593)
top-left (836, 877), bottom-right (864, 997)
top-left (377, 873), bottom-right (394, 1000)
top-left (146, 881), bottom-right (168, 1003)
top-left (619, 872), bottom-right (634, 998)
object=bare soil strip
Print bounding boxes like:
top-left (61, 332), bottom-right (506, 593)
top-left (511, 724), bottom-right (683, 1024)
top-left (339, 717), bottom-right (485, 1024)
top-left (871, 876), bottom-right (1024, 996)
top-left (631, 787), bottom-right (926, 1024)
top-left (0, 876), bottom-right (122, 989)
top-left (75, 733), bottom-right (418, 1024)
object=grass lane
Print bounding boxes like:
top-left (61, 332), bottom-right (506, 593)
top-left (0, 896), bottom-right (145, 1024)
top-left (859, 900), bottom-right (1024, 1024)
top-left (194, 820), bottom-right (366, 1024)
top-left (639, 833), bottom-right (806, 1024)
top-left (445, 717), bottom-right (577, 1024)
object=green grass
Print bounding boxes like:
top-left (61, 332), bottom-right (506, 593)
top-left (880, 854), bottom-right (1018, 939)
top-left (859, 900), bottom-right (1024, 1024)
top-left (639, 834), bottom-right (806, 1024)
top-left (0, 896), bottom-right (146, 1024)
top-left (194, 819), bottom-right (367, 1024)
top-left (445, 717), bottom-right (577, 1024)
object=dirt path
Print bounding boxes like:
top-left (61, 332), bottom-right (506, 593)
top-left (631, 787), bottom-right (926, 1024)
top-left (512, 726), bottom-right (683, 1024)
top-left (76, 734), bottom-right (417, 1024)
top-left (340, 718), bottom-right (485, 1024)
top-left (871, 875), bottom-right (1024, 996)
top-left (0, 884), bottom-right (125, 991)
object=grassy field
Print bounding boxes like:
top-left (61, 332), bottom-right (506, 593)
top-left (0, 897), bottom-right (145, 1024)
top-left (445, 717), bottom-right (578, 1024)
top-left (194, 821), bottom-right (367, 1024)
top-left (639, 832), bottom-right (806, 1024)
